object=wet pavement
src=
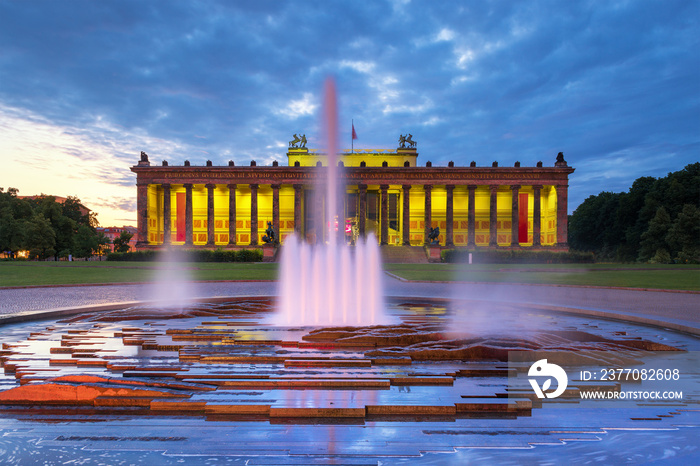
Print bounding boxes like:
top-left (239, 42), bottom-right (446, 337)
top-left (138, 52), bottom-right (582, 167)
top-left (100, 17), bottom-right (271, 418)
top-left (1, 275), bottom-right (699, 332)
top-left (0, 298), bottom-right (699, 464)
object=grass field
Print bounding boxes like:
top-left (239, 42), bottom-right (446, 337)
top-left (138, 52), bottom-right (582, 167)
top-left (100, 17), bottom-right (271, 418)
top-left (0, 262), bottom-right (278, 287)
top-left (0, 261), bottom-right (698, 291)
top-left (383, 263), bottom-right (700, 291)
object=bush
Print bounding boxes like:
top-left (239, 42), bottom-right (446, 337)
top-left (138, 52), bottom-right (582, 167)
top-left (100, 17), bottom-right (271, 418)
top-left (236, 249), bottom-right (263, 262)
top-left (106, 250), bottom-right (158, 261)
top-left (441, 249), bottom-right (595, 264)
top-left (106, 248), bottom-right (263, 262)
top-left (650, 248), bottom-right (672, 264)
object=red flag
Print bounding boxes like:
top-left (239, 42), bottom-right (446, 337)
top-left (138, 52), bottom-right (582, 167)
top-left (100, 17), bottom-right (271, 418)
top-left (352, 123), bottom-right (358, 140)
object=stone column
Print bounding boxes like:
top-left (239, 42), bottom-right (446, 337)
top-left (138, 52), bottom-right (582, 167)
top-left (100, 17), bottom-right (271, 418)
top-left (162, 183), bottom-right (171, 245)
top-left (446, 185), bottom-right (455, 247)
top-left (293, 184), bottom-right (303, 235)
top-left (533, 185), bottom-right (542, 246)
top-left (136, 182), bottom-right (149, 246)
top-left (402, 185), bottom-right (411, 245)
top-left (272, 184), bottom-right (280, 245)
top-left (249, 184), bottom-right (258, 246)
top-left (423, 184), bottom-right (432, 245)
top-left (206, 183), bottom-right (215, 246)
top-left (467, 185), bottom-right (476, 248)
top-left (556, 184), bottom-right (569, 247)
top-left (489, 185), bottom-right (498, 247)
top-left (358, 184), bottom-right (367, 238)
top-left (183, 184), bottom-right (193, 245)
top-left (511, 185), bottom-right (520, 247)
top-left (380, 184), bottom-right (389, 245)
top-left (228, 184), bottom-right (237, 245)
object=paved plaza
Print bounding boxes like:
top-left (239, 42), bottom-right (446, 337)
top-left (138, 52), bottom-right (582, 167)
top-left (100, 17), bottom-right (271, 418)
top-left (1, 275), bottom-right (698, 332)
top-left (0, 275), bottom-right (698, 464)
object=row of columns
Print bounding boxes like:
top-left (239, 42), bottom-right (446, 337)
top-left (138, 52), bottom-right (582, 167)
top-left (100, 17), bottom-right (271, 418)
top-left (137, 183), bottom-right (568, 247)
top-left (397, 183), bottom-right (567, 247)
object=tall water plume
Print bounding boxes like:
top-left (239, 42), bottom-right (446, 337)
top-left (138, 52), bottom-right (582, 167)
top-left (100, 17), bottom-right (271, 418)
top-left (275, 78), bottom-right (387, 326)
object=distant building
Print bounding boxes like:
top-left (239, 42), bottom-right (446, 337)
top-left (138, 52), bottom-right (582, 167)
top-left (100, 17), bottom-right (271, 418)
top-left (97, 226), bottom-right (138, 252)
top-left (130, 139), bottom-right (574, 250)
top-left (18, 195), bottom-right (91, 216)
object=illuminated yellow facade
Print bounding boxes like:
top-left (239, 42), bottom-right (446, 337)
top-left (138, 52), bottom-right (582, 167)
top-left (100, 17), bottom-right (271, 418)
top-left (132, 146), bottom-right (573, 249)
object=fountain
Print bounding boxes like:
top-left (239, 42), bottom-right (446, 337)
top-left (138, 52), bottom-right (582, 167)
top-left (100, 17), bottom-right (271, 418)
top-left (275, 78), bottom-right (387, 326)
top-left (149, 248), bottom-right (195, 311)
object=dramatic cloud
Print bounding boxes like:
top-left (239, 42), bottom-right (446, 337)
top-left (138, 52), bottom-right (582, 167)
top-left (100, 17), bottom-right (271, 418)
top-left (0, 0), bottom-right (697, 225)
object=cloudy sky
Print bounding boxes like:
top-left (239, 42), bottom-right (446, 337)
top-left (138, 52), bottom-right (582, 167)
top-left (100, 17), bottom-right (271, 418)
top-left (1, 0), bottom-right (697, 226)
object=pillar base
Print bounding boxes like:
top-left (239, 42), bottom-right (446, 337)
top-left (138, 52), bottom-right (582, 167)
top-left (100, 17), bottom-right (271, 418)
top-left (428, 245), bottom-right (442, 263)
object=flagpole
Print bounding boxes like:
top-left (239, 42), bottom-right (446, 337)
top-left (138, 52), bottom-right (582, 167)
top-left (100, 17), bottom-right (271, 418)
top-left (351, 119), bottom-right (354, 153)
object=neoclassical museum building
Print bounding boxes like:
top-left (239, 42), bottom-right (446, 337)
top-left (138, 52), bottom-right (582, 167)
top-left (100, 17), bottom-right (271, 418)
top-left (131, 136), bottom-right (574, 250)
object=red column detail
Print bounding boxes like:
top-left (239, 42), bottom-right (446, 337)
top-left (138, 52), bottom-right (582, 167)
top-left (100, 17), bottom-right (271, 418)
top-left (519, 193), bottom-right (529, 243)
top-left (176, 192), bottom-right (186, 242)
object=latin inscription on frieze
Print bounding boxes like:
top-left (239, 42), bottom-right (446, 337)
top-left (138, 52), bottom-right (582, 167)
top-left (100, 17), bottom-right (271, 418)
top-left (158, 171), bottom-right (544, 181)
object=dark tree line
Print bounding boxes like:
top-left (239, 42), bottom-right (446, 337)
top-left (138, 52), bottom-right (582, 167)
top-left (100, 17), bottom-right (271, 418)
top-left (0, 188), bottom-right (110, 260)
top-left (569, 163), bottom-right (700, 263)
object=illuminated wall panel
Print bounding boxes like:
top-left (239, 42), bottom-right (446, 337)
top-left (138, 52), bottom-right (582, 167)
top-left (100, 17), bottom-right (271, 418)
top-left (258, 186), bottom-right (272, 245)
top-left (387, 184), bottom-right (401, 245)
top-left (474, 187), bottom-right (490, 246)
top-left (542, 186), bottom-right (557, 245)
top-left (288, 152), bottom-right (417, 167)
top-left (431, 186), bottom-right (446, 246)
top-left (280, 185), bottom-right (295, 242)
top-left (496, 188), bottom-right (511, 246)
top-left (453, 187), bottom-right (468, 246)
top-left (408, 188), bottom-right (425, 245)
top-left (146, 184), bottom-right (162, 244)
top-left (191, 185), bottom-right (206, 245)
top-left (214, 185), bottom-right (228, 245)
top-left (236, 186), bottom-right (251, 245)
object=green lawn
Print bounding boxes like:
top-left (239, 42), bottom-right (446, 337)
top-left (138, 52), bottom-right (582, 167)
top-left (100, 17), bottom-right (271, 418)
top-left (383, 263), bottom-right (700, 291)
top-left (1, 261), bottom-right (698, 291)
top-left (0, 262), bottom-right (278, 287)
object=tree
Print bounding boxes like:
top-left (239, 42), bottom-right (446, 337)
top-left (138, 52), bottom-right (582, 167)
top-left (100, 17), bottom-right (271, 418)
top-left (617, 177), bottom-right (655, 261)
top-left (569, 192), bottom-right (621, 257)
top-left (569, 163), bottom-right (699, 261)
top-left (73, 225), bottom-right (99, 259)
top-left (666, 204), bottom-right (700, 263)
top-left (24, 214), bottom-right (56, 260)
top-left (638, 207), bottom-right (671, 263)
top-left (95, 231), bottom-right (111, 260)
top-left (112, 231), bottom-right (133, 253)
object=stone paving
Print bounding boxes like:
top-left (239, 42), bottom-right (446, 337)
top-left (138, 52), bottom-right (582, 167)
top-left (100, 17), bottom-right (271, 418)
top-left (1, 275), bottom-right (698, 331)
top-left (0, 276), bottom-right (699, 464)
top-left (1, 298), bottom-right (699, 464)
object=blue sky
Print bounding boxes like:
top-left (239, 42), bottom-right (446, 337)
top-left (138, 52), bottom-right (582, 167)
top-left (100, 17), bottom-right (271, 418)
top-left (1, 0), bottom-right (698, 225)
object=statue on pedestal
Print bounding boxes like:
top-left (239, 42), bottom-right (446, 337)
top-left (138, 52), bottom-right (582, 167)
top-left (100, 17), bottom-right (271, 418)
top-left (262, 221), bottom-right (275, 244)
top-left (555, 151), bottom-right (568, 167)
top-left (428, 226), bottom-right (440, 245)
top-left (289, 134), bottom-right (307, 149)
top-left (398, 134), bottom-right (417, 149)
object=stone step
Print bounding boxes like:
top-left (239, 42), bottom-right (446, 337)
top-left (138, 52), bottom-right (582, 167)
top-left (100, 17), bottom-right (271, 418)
top-left (366, 404), bottom-right (456, 415)
top-left (180, 378), bottom-right (391, 389)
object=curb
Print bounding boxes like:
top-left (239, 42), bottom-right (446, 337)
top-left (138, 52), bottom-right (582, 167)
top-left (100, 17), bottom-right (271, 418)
top-left (1, 294), bottom-right (697, 337)
top-left (0, 295), bottom-right (271, 326)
